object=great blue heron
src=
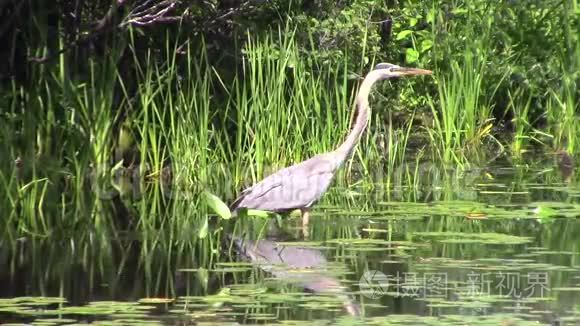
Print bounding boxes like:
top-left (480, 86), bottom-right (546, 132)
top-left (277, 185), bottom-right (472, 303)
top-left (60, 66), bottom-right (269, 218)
top-left (231, 63), bottom-right (432, 228)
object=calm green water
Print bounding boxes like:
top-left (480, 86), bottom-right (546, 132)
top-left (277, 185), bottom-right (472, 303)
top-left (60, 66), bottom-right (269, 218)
top-left (1, 161), bottom-right (580, 325)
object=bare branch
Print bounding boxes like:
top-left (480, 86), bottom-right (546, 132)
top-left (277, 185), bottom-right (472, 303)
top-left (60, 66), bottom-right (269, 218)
top-left (28, 0), bottom-right (126, 63)
top-left (28, 0), bottom-right (182, 63)
top-left (121, 0), bottom-right (180, 27)
top-left (27, 0), bottom-right (264, 64)
top-left (207, 1), bottom-right (255, 26)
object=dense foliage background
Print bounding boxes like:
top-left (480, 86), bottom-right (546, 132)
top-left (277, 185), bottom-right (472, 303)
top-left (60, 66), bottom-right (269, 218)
top-left (0, 0), bottom-right (578, 222)
top-left (0, 2), bottom-right (579, 312)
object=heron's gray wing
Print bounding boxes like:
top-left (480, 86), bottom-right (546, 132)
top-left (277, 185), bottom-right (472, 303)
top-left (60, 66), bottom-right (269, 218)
top-left (231, 154), bottom-right (338, 212)
top-left (230, 180), bottom-right (282, 210)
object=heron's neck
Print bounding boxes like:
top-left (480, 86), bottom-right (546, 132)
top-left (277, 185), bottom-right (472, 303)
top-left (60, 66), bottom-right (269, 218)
top-left (334, 72), bottom-right (382, 161)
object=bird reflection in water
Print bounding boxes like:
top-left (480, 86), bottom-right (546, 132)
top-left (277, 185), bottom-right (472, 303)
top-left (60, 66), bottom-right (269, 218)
top-left (228, 231), bottom-right (361, 317)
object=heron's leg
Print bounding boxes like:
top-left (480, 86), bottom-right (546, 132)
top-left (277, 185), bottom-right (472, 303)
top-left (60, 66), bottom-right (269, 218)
top-left (300, 208), bottom-right (310, 238)
top-left (301, 208), bottom-right (310, 228)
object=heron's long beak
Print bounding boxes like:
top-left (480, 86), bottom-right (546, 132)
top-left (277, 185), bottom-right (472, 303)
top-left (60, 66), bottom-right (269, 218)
top-left (393, 67), bottom-right (432, 76)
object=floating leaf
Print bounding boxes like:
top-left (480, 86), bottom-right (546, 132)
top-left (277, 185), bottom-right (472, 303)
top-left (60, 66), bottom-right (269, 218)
top-left (138, 298), bottom-right (174, 304)
top-left (466, 212), bottom-right (487, 220)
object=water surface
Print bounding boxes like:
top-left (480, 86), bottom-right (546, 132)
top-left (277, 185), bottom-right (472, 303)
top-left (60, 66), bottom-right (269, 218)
top-left (1, 161), bottom-right (579, 325)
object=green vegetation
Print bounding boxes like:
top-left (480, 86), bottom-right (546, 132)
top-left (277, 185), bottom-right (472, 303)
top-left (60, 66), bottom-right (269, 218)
top-left (1, 0), bottom-right (578, 208)
top-left (0, 0), bottom-right (579, 324)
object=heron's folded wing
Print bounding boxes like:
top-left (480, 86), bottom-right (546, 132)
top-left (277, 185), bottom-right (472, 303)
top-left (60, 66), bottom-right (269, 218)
top-left (231, 154), bottom-right (338, 211)
top-left (230, 178), bottom-right (282, 210)
top-left (235, 170), bottom-right (335, 211)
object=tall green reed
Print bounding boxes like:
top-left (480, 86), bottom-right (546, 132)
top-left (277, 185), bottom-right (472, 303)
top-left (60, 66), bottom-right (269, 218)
top-left (508, 89), bottom-right (534, 156)
top-left (0, 36), bottom-right (126, 235)
top-left (427, 53), bottom-right (491, 164)
top-left (544, 0), bottom-right (579, 153)
top-left (425, 2), bottom-right (505, 165)
top-left (232, 25), bottom-right (364, 188)
top-left (547, 61), bottom-right (579, 154)
top-left (0, 15), bottom-right (395, 245)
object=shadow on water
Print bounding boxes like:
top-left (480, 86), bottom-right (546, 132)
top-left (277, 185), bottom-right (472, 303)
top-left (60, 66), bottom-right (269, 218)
top-left (0, 156), bottom-right (580, 324)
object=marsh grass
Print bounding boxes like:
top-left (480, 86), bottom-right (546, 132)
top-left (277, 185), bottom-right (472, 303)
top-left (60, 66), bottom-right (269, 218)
top-left (0, 38), bottom-right (131, 236)
top-left (232, 27), bottom-right (357, 185)
top-left (0, 7), bottom-right (578, 303)
top-left (426, 54), bottom-right (496, 165)
top-left (381, 111), bottom-right (416, 188)
top-left (0, 5), bottom-right (580, 325)
top-left (0, 21), bottom-right (387, 262)
top-left (423, 1), bottom-right (515, 165)
top-left (509, 89), bottom-right (534, 156)
top-left (545, 0), bottom-right (579, 153)
top-left (548, 75), bottom-right (579, 153)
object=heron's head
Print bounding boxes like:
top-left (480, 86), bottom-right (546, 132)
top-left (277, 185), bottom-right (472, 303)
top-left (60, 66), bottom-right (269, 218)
top-left (372, 63), bottom-right (432, 79)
